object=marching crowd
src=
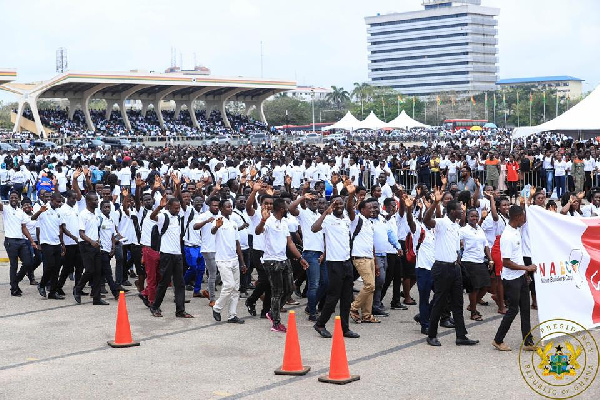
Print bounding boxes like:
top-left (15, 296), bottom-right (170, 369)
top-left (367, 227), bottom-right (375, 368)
top-left (2, 132), bottom-right (600, 349)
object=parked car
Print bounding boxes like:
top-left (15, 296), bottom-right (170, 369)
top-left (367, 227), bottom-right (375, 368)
top-left (323, 133), bottom-right (346, 143)
top-left (31, 140), bottom-right (57, 149)
top-left (0, 143), bottom-right (18, 151)
top-left (249, 133), bottom-right (268, 145)
top-left (303, 133), bottom-right (322, 144)
top-left (102, 137), bottom-right (132, 149)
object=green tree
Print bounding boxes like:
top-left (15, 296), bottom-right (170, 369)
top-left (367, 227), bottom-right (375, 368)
top-left (326, 86), bottom-right (350, 109)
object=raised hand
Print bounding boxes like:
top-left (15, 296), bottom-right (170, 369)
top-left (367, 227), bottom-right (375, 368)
top-left (434, 188), bottom-right (443, 202)
top-left (266, 185), bottom-right (274, 196)
top-left (135, 174), bottom-right (144, 187)
top-left (441, 174), bottom-right (448, 185)
top-left (39, 205), bottom-right (48, 213)
top-left (474, 178), bottom-right (480, 187)
top-left (121, 187), bottom-right (129, 197)
top-left (325, 203), bottom-right (334, 215)
top-left (577, 191), bottom-right (585, 200)
top-left (302, 181), bottom-right (310, 191)
top-left (304, 193), bottom-right (316, 201)
top-left (481, 209), bottom-right (488, 219)
top-left (153, 178), bottom-right (162, 190)
top-left (284, 175), bottom-right (292, 186)
top-left (159, 195), bottom-right (167, 208)
top-left (261, 207), bottom-right (271, 220)
top-left (252, 180), bottom-right (262, 192)
top-left (171, 172), bottom-right (181, 186)
top-left (215, 217), bottom-right (224, 228)
top-left (73, 168), bottom-right (82, 179)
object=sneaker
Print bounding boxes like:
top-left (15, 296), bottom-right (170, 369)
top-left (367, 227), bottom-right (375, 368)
top-left (29, 279), bottom-right (39, 286)
top-left (308, 314), bottom-right (317, 322)
top-left (56, 288), bottom-right (66, 296)
top-left (271, 322), bottom-right (287, 333)
top-left (260, 310), bottom-right (268, 319)
top-left (492, 340), bottom-right (511, 351)
top-left (286, 299), bottom-right (300, 306)
top-left (245, 299), bottom-right (257, 316)
top-left (228, 316), bottom-right (245, 324)
top-left (121, 280), bottom-right (133, 287)
top-left (185, 285), bottom-right (194, 291)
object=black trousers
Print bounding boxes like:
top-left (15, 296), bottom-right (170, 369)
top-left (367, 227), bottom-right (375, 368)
top-left (40, 244), bottom-right (62, 294)
top-left (316, 260), bottom-right (354, 334)
top-left (28, 241), bottom-right (42, 282)
top-left (247, 249), bottom-right (271, 313)
top-left (427, 261), bottom-right (468, 339)
top-left (152, 253), bottom-right (185, 313)
top-left (4, 238), bottom-right (33, 291)
top-left (58, 244), bottom-right (83, 289)
top-left (124, 244), bottom-right (144, 277)
top-left (76, 242), bottom-right (102, 301)
top-left (101, 251), bottom-right (120, 294)
top-left (381, 252), bottom-right (402, 304)
top-left (494, 275), bottom-right (533, 345)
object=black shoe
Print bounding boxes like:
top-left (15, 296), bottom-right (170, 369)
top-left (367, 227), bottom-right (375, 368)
top-left (29, 279), bottom-right (39, 286)
top-left (48, 292), bottom-right (65, 300)
top-left (176, 311), bottom-right (194, 318)
top-left (129, 271), bottom-right (137, 278)
top-left (101, 286), bottom-right (108, 294)
top-left (260, 310), bottom-right (268, 319)
top-left (213, 309), bottom-right (222, 322)
top-left (80, 290), bottom-right (89, 296)
top-left (344, 330), bottom-right (360, 339)
top-left (427, 337), bottom-right (442, 347)
top-left (37, 284), bottom-right (47, 298)
top-left (314, 324), bottom-right (332, 338)
top-left (227, 316), bottom-right (245, 324)
top-left (245, 299), bottom-right (256, 316)
top-left (421, 326), bottom-right (429, 335)
top-left (73, 287), bottom-right (81, 304)
top-left (352, 287), bottom-right (360, 293)
top-left (93, 300), bottom-right (110, 305)
top-left (372, 309), bottom-right (390, 317)
top-left (308, 314), bottom-right (317, 322)
top-left (121, 280), bottom-right (132, 286)
top-left (391, 302), bottom-right (408, 310)
top-left (56, 288), bottom-right (66, 296)
top-left (413, 314), bottom-right (421, 324)
top-left (150, 307), bottom-right (162, 317)
top-left (68, 273), bottom-right (74, 281)
top-left (138, 293), bottom-right (150, 307)
top-left (185, 284), bottom-right (194, 291)
top-left (115, 285), bottom-right (130, 293)
top-left (11, 289), bottom-right (22, 297)
top-left (92, 293), bottom-right (107, 299)
top-left (440, 319), bottom-right (456, 329)
top-left (456, 337), bottom-right (479, 346)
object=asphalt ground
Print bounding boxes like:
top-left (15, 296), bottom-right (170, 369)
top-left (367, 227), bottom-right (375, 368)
top-left (0, 262), bottom-right (599, 400)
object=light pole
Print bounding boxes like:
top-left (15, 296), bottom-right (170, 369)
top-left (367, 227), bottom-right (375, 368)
top-left (311, 88), bottom-right (316, 133)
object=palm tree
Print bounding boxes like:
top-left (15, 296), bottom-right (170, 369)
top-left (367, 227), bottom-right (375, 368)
top-left (352, 82), bottom-right (373, 117)
top-left (326, 86), bottom-right (350, 110)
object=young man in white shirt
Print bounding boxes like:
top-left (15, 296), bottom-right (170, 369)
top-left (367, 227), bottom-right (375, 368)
top-left (1, 191), bottom-right (37, 296)
top-left (149, 196), bottom-right (193, 318)
top-left (211, 199), bottom-right (247, 324)
top-left (311, 186), bottom-right (360, 339)
top-left (183, 196), bottom-right (208, 298)
top-left (98, 199), bottom-right (126, 300)
top-left (492, 205), bottom-right (537, 352)
top-left (255, 198), bottom-right (307, 333)
top-left (231, 195), bottom-right (251, 296)
top-left (423, 190), bottom-right (478, 347)
top-left (194, 196), bottom-right (221, 307)
top-left (56, 190), bottom-right (83, 296)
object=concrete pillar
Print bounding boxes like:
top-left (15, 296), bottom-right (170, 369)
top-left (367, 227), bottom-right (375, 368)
top-left (67, 98), bottom-right (81, 120)
top-left (141, 101), bottom-right (149, 118)
top-left (258, 99), bottom-right (267, 124)
top-left (245, 102), bottom-right (257, 116)
top-left (12, 100), bottom-right (25, 133)
top-left (105, 103), bottom-right (113, 120)
top-left (174, 102), bottom-right (182, 119)
top-left (28, 98), bottom-right (46, 138)
top-left (219, 100), bottom-right (231, 128)
top-left (120, 100), bottom-right (131, 130)
top-left (81, 84), bottom-right (113, 132)
top-left (185, 101), bottom-right (199, 129)
top-left (155, 87), bottom-right (180, 130)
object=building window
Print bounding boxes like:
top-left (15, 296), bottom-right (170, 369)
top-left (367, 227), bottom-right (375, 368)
top-left (371, 42), bottom-right (469, 54)
top-left (369, 13), bottom-right (468, 28)
top-left (386, 80), bottom-right (471, 89)
top-left (371, 60), bottom-right (469, 72)
top-left (370, 32), bottom-right (468, 46)
top-left (372, 71), bottom-right (469, 81)
top-left (369, 22), bottom-right (469, 37)
top-left (370, 51), bottom-right (469, 64)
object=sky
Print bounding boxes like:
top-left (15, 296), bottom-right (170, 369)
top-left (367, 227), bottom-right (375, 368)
top-left (1, 0), bottom-right (599, 102)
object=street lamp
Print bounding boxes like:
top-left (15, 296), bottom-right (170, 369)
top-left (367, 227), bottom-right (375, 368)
top-left (311, 88), bottom-right (316, 133)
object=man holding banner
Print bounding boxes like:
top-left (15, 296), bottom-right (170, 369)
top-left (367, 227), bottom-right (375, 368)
top-left (492, 205), bottom-right (537, 352)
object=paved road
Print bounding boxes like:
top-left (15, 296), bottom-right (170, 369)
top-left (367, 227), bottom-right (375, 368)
top-left (0, 262), bottom-right (598, 400)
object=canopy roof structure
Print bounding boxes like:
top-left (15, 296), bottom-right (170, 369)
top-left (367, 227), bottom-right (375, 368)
top-left (512, 85), bottom-right (600, 140)
top-left (0, 70), bottom-right (296, 137)
top-left (384, 110), bottom-right (429, 129)
top-left (322, 111), bottom-right (361, 131)
top-left (0, 69), bottom-right (16, 83)
top-left (355, 111), bottom-right (387, 130)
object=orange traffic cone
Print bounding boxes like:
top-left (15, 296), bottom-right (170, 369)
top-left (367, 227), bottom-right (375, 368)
top-left (108, 291), bottom-right (140, 348)
top-left (318, 316), bottom-right (360, 384)
top-left (275, 310), bottom-right (310, 375)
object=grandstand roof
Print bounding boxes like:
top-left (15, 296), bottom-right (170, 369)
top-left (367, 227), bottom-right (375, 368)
top-left (0, 69), bottom-right (17, 83)
top-left (0, 70), bottom-right (296, 101)
top-left (497, 76), bottom-right (584, 85)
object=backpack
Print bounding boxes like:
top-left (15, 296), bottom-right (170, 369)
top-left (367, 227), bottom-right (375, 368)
top-left (405, 227), bottom-right (426, 264)
top-left (150, 212), bottom-right (178, 251)
top-left (349, 216), bottom-right (364, 252)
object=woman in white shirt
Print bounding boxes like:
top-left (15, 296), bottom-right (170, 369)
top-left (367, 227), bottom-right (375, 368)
top-left (459, 209), bottom-right (492, 321)
top-left (554, 154), bottom-right (567, 199)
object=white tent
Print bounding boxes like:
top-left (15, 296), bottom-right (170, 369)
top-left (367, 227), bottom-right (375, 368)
top-left (512, 85), bottom-right (600, 140)
top-left (384, 110), bottom-right (429, 129)
top-left (321, 111), bottom-right (361, 131)
top-left (355, 111), bottom-right (387, 130)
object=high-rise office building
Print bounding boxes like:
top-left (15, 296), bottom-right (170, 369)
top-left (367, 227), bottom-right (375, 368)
top-left (365, 0), bottom-right (499, 96)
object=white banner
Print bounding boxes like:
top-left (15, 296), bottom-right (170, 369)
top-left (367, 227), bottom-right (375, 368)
top-left (527, 205), bottom-right (600, 331)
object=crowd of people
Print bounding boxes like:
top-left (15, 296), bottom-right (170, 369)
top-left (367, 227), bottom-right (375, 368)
top-left (19, 108), bottom-right (268, 138)
top-left (2, 131), bottom-right (600, 349)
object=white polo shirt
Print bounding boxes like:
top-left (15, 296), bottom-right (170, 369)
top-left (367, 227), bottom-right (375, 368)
top-left (198, 210), bottom-right (220, 253)
top-left (138, 207), bottom-right (155, 247)
top-left (118, 209), bottom-right (138, 246)
top-left (38, 207), bottom-right (63, 245)
top-left (2, 206), bottom-right (26, 239)
top-left (350, 214), bottom-right (374, 258)
top-left (231, 210), bottom-right (249, 250)
top-left (459, 224), bottom-right (488, 264)
top-left (156, 211), bottom-right (182, 255)
top-left (433, 216), bottom-right (460, 263)
top-left (79, 208), bottom-right (100, 243)
top-left (183, 212), bottom-right (202, 247)
top-left (415, 221), bottom-right (435, 271)
top-left (500, 224), bottom-right (526, 280)
top-left (321, 214), bottom-right (351, 262)
top-left (60, 203), bottom-right (80, 246)
top-left (99, 214), bottom-right (116, 252)
top-left (262, 216), bottom-right (290, 262)
top-left (372, 216), bottom-right (395, 255)
top-left (23, 214), bottom-right (38, 242)
top-left (213, 216), bottom-right (240, 261)
top-left (297, 207), bottom-right (324, 252)
top-left (250, 206), bottom-right (265, 251)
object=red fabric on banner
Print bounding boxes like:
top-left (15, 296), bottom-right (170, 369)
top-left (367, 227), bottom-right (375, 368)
top-left (581, 219), bottom-right (600, 323)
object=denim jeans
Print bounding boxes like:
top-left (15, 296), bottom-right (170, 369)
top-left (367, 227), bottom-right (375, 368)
top-left (554, 175), bottom-right (566, 199)
top-left (373, 255), bottom-right (388, 310)
top-left (303, 250), bottom-right (328, 316)
top-left (416, 268), bottom-right (433, 329)
top-left (545, 169), bottom-right (554, 195)
top-left (183, 246), bottom-right (206, 293)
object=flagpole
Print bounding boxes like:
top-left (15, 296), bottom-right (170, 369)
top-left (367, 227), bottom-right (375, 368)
top-left (412, 96), bottom-right (415, 119)
top-left (543, 90), bottom-right (546, 122)
top-left (424, 99), bottom-right (427, 125)
top-left (397, 96), bottom-right (400, 117)
top-left (516, 91), bottom-right (520, 127)
top-left (436, 97), bottom-right (439, 125)
top-left (469, 93), bottom-right (472, 119)
top-left (493, 93), bottom-right (496, 124)
top-left (382, 97), bottom-right (386, 121)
